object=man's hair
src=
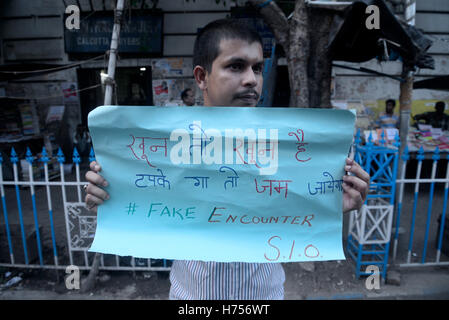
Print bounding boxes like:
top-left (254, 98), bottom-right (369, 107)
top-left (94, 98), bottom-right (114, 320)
top-left (193, 19), bottom-right (263, 73)
top-left (436, 101), bottom-right (446, 109)
top-left (386, 99), bottom-right (396, 107)
top-left (181, 88), bottom-right (192, 100)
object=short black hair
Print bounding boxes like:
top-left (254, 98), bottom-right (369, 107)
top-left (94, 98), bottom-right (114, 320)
top-left (181, 88), bottom-right (192, 100)
top-left (436, 101), bottom-right (446, 109)
top-left (386, 99), bottom-right (396, 107)
top-left (193, 19), bottom-right (263, 73)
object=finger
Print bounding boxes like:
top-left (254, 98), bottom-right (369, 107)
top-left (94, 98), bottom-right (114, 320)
top-left (89, 161), bottom-right (102, 172)
top-left (85, 170), bottom-right (108, 187)
top-left (346, 160), bottom-right (370, 184)
top-left (85, 193), bottom-right (104, 208)
top-left (343, 175), bottom-right (368, 197)
top-left (85, 199), bottom-right (98, 213)
top-left (86, 183), bottom-right (109, 201)
top-left (85, 203), bottom-right (98, 213)
top-left (342, 182), bottom-right (363, 208)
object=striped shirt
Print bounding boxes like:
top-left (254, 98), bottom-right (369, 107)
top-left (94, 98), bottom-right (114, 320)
top-left (169, 260), bottom-right (285, 300)
top-left (377, 113), bottom-right (399, 129)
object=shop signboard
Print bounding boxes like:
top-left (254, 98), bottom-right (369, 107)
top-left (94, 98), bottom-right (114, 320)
top-left (64, 11), bottom-right (163, 54)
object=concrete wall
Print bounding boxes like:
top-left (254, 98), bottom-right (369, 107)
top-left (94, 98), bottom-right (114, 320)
top-left (0, 0), bottom-right (247, 62)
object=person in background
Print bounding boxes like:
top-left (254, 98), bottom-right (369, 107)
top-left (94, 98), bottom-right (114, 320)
top-left (376, 99), bottom-right (399, 129)
top-left (73, 124), bottom-right (91, 161)
top-left (414, 101), bottom-right (449, 130)
top-left (181, 88), bottom-right (195, 106)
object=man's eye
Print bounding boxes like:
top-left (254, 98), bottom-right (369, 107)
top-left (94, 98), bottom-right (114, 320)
top-left (229, 63), bottom-right (243, 71)
top-left (253, 65), bottom-right (263, 74)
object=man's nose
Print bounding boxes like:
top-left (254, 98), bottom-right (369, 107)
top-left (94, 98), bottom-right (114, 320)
top-left (242, 68), bottom-right (257, 87)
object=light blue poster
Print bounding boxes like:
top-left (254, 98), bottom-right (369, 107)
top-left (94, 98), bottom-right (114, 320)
top-left (88, 106), bottom-right (355, 263)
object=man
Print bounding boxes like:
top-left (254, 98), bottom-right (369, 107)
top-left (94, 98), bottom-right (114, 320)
top-left (84, 19), bottom-right (370, 300)
top-left (414, 101), bottom-right (449, 130)
top-left (181, 88), bottom-right (195, 106)
top-left (376, 99), bottom-right (399, 129)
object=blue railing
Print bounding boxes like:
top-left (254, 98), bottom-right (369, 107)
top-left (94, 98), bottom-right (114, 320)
top-left (0, 145), bottom-right (171, 271)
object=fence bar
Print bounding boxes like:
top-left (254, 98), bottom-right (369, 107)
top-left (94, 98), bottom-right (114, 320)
top-left (399, 262), bottom-right (449, 268)
top-left (0, 156), bottom-right (14, 264)
top-left (73, 148), bottom-right (82, 203)
top-left (0, 181), bottom-right (88, 186)
top-left (395, 178), bottom-right (449, 183)
top-left (392, 148), bottom-right (409, 261)
top-left (0, 263), bottom-right (168, 271)
top-left (436, 154), bottom-right (449, 263)
top-left (84, 250), bottom-right (89, 267)
top-left (42, 147), bottom-right (59, 267)
top-left (57, 148), bottom-right (74, 266)
top-left (11, 148), bottom-right (29, 265)
top-left (421, 148), bottom-right (439, 263)
top-left (26, 148), bottom-right (44, 265)
top-left (407, 147), bottom-right (425, 264)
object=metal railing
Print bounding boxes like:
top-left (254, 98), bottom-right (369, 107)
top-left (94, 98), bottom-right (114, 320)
top-left (347, 129), bottom-right (449, 277)
top-left (2, 137), bottom-right (448, 274)
top-left (0, 146), bottom-right (171, 271)
top-left (392, 146), bottom-right (449, 267)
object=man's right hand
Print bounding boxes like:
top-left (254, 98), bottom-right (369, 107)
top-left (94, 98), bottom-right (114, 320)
top-left (84, 161), bottom-right (109, 213)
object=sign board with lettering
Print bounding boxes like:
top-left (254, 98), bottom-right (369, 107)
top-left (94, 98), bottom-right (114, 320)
top-left (88, 106), bottom-right (355, 263)
top-left (64, 12), bottom-right (163, 54)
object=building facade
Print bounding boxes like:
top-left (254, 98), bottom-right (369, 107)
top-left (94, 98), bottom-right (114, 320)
top-left (0, 0), bottom-right (448, 159)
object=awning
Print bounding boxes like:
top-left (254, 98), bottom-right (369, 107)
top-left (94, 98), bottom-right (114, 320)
top-left (328, 0), bottom-right (434, 69)
top-left (413, 76), bottom-right (449, 91)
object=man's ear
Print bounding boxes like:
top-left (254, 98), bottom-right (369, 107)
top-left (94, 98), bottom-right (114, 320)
top-left (193, 65), bottom-right (208, 90)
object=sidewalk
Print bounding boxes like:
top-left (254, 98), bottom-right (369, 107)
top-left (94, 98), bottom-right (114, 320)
top-left (1, 260), bottom-right (448, 300)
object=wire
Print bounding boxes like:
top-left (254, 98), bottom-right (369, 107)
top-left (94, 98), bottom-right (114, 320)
top-left (0, 54), bottom-right (106, 75)
top-left (0, 83), bottom-right (102, 100)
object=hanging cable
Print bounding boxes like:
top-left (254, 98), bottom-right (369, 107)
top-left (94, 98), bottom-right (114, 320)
top-left (0, 83), bottom-right (102, 100)
top-left (0, 54), bottom-right (106, 75)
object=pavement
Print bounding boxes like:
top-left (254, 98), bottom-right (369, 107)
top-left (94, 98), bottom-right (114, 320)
top-left (1, 260), bottom-right (448, 300)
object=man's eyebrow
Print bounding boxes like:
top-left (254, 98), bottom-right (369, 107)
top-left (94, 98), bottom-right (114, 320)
top-left (225, 57), bottom-right (264, 65)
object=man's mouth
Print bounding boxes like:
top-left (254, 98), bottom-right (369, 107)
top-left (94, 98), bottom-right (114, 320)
top-left (234, 92), bottom-right (259, 101)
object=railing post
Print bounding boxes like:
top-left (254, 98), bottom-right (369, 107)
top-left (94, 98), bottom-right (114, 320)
top-left (40, 146), bottom-right (59, 268)
top-left (0, 151), bottom-right (14, 264)
top-left (26, 147), bottom-right (44, 265)
top-left (407, 146), bottom-right (425, 264)
top-left (11, 147), bottom-right (29, 265)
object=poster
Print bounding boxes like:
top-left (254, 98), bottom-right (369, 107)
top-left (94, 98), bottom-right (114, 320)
top-left (88, 106), bottom-right (355, 263)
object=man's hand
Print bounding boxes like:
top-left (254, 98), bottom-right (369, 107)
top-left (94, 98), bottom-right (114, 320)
top-left (84, 161), bottom-right (109, 213)
top-left (342, 158), bottom-right (370, 213)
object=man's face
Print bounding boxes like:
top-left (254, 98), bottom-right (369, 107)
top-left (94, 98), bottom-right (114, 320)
top-left (201, 38), bottom-right (264, 107)
top-left (436, 105), bottom-right (445, 114)
top-left (183, 90), bottom-right (195, 106)
top-left (386, 102), bottom-right (395, 114)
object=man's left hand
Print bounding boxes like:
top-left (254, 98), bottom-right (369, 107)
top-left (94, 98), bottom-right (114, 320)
top-left (342, 158), bottom-right (370, 213)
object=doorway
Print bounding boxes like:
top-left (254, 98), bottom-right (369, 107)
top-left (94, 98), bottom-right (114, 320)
top-left (77, 67), bottom-right (153, 125)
